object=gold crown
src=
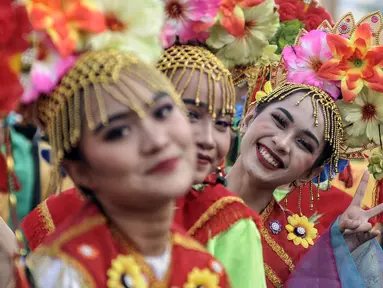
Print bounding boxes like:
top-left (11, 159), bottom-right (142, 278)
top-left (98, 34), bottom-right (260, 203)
top-left (317, 11), bottom-right (383, 45)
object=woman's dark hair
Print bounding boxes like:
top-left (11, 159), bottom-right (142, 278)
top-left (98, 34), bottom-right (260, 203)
top-left (63, 146), bottom-right (107, 215)
top-left (254, 93), bottom-right (335, 170)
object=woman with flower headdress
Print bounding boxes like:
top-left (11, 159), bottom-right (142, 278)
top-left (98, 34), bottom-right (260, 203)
top-left (159, 2), bottom-right (274, 287)
top-left (0, 0), bottom-right (235, 287)
top-left (225, 12), bottom-right (383, 287)
top-left (19, 1), bottom-right (269, 287)
top-left (0, 0), bottom-right (32, 285)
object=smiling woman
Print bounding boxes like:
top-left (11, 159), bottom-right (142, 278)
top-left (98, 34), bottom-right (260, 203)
top-left (6, 0), bottom-right (233, 287)
top-left (226, 13), bottom-right (383, 286)
top-left (20, 49), bottom-right (232, 288)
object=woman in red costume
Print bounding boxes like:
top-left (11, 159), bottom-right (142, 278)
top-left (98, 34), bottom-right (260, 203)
top-left (2, 0), bottom-right (233, 286)
top-left (20, 1), bottom-right (281, 286)
top-left (226, 12), bottom-right (383, 287)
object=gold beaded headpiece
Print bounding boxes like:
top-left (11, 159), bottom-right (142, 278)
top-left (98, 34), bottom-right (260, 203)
top-left (37, 50), bottom-right (182, 165)
top-left (22, 0), bottom-right (172, 167)
top-left (157, 45), bottom-right (235, 119)
top-left (257, 82), bottom-right (344, 178)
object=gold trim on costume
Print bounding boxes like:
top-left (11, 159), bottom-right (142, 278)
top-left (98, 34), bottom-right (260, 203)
top-left (28, 215), bottom-right (107, 288)
top-left (260, 199), bottom-right (295, 273)
top-left (187, 196), bottom-right (246, 236)
top-left (173, 232), bottom-right (207, 253)
top-left (37, 200), bottom-right (55, 235)
top-left (264, 263), bottom-right (283, 288)
top-left (52, 215), bottom-right (106, 248)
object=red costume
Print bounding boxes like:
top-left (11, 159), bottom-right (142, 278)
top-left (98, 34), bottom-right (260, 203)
top-left (259, 198), bottom-right (325, 287)
top-left (25, 201), bottom-right (231, 287)
top-left (174, 183), bottom-right (261, 245)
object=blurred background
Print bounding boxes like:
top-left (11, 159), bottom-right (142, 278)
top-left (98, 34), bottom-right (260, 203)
top-left (321, 0), bottom-right (382, 20)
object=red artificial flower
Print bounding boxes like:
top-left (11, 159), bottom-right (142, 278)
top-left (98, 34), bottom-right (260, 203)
top-left (0, 0), bottom-right (32, 56)
top-left (302, 13), bottom-right (327, 31)
top-left (302, 5), bottom-right (333, 31)
top-left (0, 55), bottom-right (23, 116)
top-left (276, 0), bottom-right (305, 22)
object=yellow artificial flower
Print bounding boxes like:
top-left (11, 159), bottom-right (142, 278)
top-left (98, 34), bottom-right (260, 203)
top-left (87, 0), bottom-right (164, 64)
top-left (107, 255), bottom-right (148, 288)
top-left (258, 44), bottom-right (280, 66)
top-left (255, 81), bottom-right (273, 102)
top-left (286, 214), bottom-right (318, 249)
top-left (184, 268), bottom-right (220, 288)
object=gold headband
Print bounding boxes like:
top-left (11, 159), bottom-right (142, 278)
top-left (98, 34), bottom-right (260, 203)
top-left (37, 49), bottom-right (183, 166)
top-left (257, 82), bottom-right (344, 178)
top-left (157, 45), bottom-right (235, 119)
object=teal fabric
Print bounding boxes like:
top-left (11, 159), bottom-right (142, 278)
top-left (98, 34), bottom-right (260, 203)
top-left (2, 127), bottom-right (34, 229)
top-left (331, 219), bottom-right (383, 287)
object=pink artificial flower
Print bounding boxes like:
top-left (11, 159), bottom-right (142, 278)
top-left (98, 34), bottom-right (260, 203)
top-left (282, 30), bottom-right (340, 100)
top-left (22, 51), bottom-right (77, 104)
top-left (163, 0), bottom-right (221, 43)
top-left (161, 23), bottom-right (177, 48)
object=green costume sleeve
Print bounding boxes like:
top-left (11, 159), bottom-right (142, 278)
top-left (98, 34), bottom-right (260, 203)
top-left (206, 219), bottom-right (266, 288)
top-left (273, 188), bottom-right (289, 202)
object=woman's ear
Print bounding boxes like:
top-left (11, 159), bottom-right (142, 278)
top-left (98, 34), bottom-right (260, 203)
top-left (62, 159), bottom-right (96, 191)
top-left (240, 108), bottom-right (256, 135)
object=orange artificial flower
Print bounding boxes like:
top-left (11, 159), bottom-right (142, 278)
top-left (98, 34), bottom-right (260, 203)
top-left (318, 23), bottom-right (383, 102)
top-left (27, 0), bottom-right (106, 57)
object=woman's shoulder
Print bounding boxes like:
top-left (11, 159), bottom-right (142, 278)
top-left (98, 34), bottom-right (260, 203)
top-left (20, 188), bottom-right (85, 251)
top-left (176, 184), bottom-right (256, 245)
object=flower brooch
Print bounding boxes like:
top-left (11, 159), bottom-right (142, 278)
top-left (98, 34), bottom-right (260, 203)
top-left (286, 214), bottom-right (318, 248)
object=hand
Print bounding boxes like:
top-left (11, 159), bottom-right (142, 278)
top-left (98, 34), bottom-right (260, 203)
top-left (0, 217), bottom-right (17, 288)
top-left (339, 171), bottom-right (383, 252)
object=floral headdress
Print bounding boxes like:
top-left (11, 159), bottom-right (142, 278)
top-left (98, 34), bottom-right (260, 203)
top-left (21, 0), bottom-right (185, 194)
top-left (235, 0), bottom-right (333, 117)
top-left (159, 0), bottom-right (239, 118)
top-left (0, 0), bottom-right (31, 224)
top-left (22, 0), bottom-right (166, 104)
top-left (0, 0), bottom-right (31, 116)
top-left (313, 12), bottom-right (383, 154)
top-left (210, 0), bottom-right (280, 96)
top-left (271, 0), bottom-right (333, 54)
top-left (246, 11), bottom-right (383, 186)
top-left (161, 0), bottom-right (280, 98)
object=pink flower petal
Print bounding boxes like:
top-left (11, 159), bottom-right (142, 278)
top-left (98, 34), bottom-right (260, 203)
top-left (282, 29), bottom-right (340, 99)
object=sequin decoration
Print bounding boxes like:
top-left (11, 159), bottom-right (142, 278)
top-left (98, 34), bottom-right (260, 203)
top-left (269, 220), bottom-right (282, 235)
top-left (371, 15), bottom-right (379, 23)
top-left (338, 22), bottom-right (351, 34)
top-left (294, 226), bottom-right (306, 237)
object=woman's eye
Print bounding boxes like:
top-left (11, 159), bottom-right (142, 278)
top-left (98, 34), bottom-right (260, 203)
top-left (215, 120), bottom-right (231, 131)
top-left (104, 126), bottom-right (131, 141)
top-left (297, 139), bottom-right (313, 153)
top-left (188, 110), bottom-right (200, 122)
top-left (272, 114), bottom-right (287, 129)
top-left (154, 104), bottom-right (174, 120)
